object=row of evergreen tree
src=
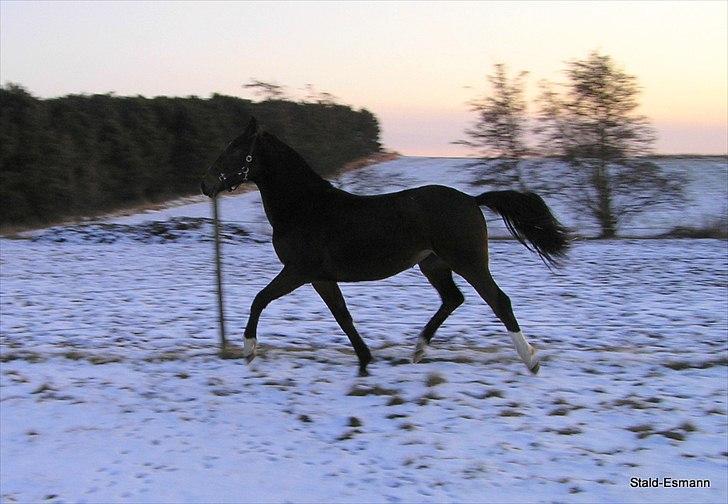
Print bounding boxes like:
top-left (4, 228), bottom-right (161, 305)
top-left (0, 85), bottom-right (381, 227)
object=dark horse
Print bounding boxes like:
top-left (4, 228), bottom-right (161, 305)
top-left (201, 118), bottom-right (569, 376)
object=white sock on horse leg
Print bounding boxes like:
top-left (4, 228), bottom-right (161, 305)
top-left (413, 337), bottom-right (428, 363)
top-left (243, 337), bottom-right (257, 357)
top-left (509, 330), bottom-right (539, 372)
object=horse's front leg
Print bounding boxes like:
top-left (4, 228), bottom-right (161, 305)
top-left (243, 267), bottom-right (306, 362)
top-left (312, 281), bottom-right (372, 376)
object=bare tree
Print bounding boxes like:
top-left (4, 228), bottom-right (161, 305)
top-left (536, 51), bottom-right (683, 237)
top-left (458, 64), bottom-right (530, 190)
top-left (243, 79), bottom-right (287, 101)
top-left (302, 84), bottom-right (339, 106)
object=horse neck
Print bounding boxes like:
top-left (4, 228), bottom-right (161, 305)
top-left (255, 146), bottom-right (332, 228)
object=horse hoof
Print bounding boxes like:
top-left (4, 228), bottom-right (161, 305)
top-left (358, 367), bottom-right (369, 377)
top-left (526, 345), bottom-right (540, 373)
top-left (413, 338), bottom-right (428, 363)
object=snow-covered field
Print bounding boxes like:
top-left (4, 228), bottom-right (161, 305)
top-left (1, 157), bottom-right (726, 503)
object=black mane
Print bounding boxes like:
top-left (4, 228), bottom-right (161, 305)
top-left (259, 132), bottom-right (332, 191)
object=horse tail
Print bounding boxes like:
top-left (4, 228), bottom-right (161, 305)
top-left (475, 190), bottom-right (570, 267)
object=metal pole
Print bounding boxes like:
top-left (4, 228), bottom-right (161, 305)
top-left (212, 195), bottom-right (227, 354)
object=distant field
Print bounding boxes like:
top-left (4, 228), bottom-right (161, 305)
top-left (334, 156), bottom-right (728, 238)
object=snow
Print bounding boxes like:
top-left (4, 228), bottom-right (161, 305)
top-left (1, 156), bottom-right (727, 503)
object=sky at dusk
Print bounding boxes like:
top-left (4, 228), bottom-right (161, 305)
top-left (1, 0), bottom-right (726, 156)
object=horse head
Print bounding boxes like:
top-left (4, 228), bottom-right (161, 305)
top-left (201, 117), bottom-right (264, 197)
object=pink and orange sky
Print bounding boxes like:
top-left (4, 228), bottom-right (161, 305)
top-left (1, 1), bottom-right (726, 155)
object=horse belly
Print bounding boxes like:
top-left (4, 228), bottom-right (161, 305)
top-left (330, 236), bottom-right (431, 281)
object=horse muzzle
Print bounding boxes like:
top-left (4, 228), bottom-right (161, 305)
top-left (200, 179), bottom-right (220, 198)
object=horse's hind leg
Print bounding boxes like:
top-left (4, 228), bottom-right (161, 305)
top-left (312, 281), bottom-right (372, 376)
top-left (454, 264), bottom-right (540, 374)
top-left (413, 254), bottom-right (465, 363)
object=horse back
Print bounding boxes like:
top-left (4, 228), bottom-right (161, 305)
top-left (270, 184), bottom-right (486, 281)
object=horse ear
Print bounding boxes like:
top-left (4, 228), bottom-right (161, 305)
top-left (231, 117), bottom-right (259, 147)
top-left (246, 116), bottom-right (259, 136)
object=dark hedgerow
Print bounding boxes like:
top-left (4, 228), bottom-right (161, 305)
top-left (0, 85), bottom-right (381, 227)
